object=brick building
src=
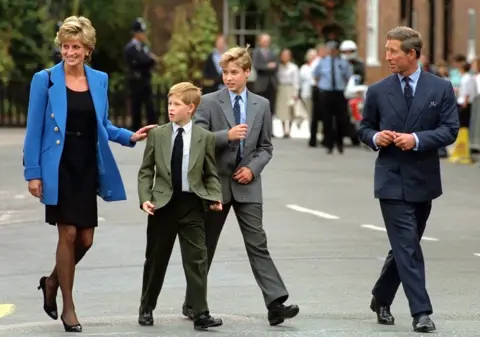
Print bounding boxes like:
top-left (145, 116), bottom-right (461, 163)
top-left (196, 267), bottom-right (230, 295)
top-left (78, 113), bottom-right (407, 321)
top-left (356, 0), bottom-right (480, 84)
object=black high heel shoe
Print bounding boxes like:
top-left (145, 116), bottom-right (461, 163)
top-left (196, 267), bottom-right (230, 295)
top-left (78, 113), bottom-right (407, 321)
top-left (61, 315), bottom-right (82, 333)
top-left (37, 276), bottom-right (58, 320)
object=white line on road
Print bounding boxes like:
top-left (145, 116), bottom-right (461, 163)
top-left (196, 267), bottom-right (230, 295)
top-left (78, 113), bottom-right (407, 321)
top-left (361, 224), bottom-right (439, 241)
top-left (98, 217), bottom-right (106, 221)
top-left (13, 194), bottom-right (26, 199)
top-left (0, 211), bottom-right (15, 223)
top-left (285, 204), bottom-right (340, 220)
top-left (361, 224), bottom-right (385, 232)
top-left (474, 253), bottom-right (480, 257)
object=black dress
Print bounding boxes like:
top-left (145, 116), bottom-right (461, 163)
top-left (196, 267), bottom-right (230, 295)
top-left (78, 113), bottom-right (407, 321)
top-left (46, 88), bottom-right (99, 228)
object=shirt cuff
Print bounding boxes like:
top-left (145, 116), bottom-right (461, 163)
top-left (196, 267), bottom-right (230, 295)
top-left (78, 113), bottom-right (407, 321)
top-left (412, 133), bottom-right (419, 151)
top-left (372, 132), bottom-right (379, 150)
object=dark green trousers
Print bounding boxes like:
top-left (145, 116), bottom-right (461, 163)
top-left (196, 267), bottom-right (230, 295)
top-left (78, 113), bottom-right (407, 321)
top-left (140, 192), bottom-right (208, 317)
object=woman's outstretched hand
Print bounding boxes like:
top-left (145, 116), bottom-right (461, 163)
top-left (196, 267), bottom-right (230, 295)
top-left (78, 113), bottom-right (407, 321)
top-left (131, 124), bottom-right (157, 142)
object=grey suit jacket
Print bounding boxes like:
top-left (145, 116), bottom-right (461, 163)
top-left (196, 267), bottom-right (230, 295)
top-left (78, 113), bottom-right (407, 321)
top-left (195, 88), bottom-right (273, 204)
top-left (358, 71), bottom-right (459, 202)
top-left (252, 48), bottom-right (278, 92)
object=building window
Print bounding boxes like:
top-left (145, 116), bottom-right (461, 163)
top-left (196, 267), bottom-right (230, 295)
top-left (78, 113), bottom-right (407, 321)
top-left (366, 0), bottom-right (380, 67)
top-left (229, 9), bottom-right (264, 48)
top-left (467, 9), bottom-right (477, 62)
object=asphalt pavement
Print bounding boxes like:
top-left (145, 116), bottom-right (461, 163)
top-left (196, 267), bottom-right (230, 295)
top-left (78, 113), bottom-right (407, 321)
top-left (1, 127), bottom-right (480, 336)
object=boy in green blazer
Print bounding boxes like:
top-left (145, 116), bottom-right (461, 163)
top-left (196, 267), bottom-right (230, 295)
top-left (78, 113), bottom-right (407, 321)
top-left (137, 82), bottom-right (223, 331)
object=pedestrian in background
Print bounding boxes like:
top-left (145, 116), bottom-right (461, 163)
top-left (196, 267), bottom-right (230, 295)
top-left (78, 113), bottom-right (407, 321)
top-left (275, 48), bottom-right (299, 138)
top-left (314, 40), bottom-right (352, 154)
top-left (124, 18), bottom-right (158, 131)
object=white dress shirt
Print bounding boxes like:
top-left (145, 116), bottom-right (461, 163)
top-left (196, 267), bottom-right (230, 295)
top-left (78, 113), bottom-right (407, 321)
top-left (457, 73), bottom-right (477, 105)
top-left (299, 63), bottom-right (314, 99)
top-left (172, 121), bottom-right (192, 192)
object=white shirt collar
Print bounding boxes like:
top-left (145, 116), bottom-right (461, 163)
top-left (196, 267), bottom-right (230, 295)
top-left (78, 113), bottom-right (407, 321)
top-left (397, 66), bottom-right (421, 84)
top-left (172, 120), bottom-right (192, 134)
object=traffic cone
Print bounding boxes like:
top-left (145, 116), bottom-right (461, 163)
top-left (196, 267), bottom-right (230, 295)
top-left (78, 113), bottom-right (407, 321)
top-left (448, 127), bottom-right (474, 164)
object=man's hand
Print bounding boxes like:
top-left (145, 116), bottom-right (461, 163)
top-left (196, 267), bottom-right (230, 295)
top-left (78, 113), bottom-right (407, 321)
top-left (131, 124), bottom-right (157, 142)
top-left (142, 201), bottom-right (155, 215)
top-left (28, 179), bottom-right (42, 198)
top-left (228, 124), bottom-right (248, 141)
top-left (233, 167), bottom-right (253, 184)
top-left (209, 201), bottom-right (223, 212)
top-left (393, 132), bottom-right (416, 151)
top-left (375, 130), bottom-right (396, 147)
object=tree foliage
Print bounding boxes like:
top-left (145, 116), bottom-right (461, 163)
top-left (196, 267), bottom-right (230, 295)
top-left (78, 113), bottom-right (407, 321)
top-left (0, 0), bottom-right (55, 81)
top-left (161, 0), bottom-right (219, 85)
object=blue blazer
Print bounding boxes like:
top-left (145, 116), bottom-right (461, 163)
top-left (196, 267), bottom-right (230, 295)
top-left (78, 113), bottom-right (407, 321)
top-left (23, 61), bottom-right (135, 205)
top-left (358, 71), bottom-right (459, 202)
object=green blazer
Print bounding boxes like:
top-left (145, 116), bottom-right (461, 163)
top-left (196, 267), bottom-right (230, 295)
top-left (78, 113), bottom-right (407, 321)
top-left (137, 122), bottom-right (222, 210)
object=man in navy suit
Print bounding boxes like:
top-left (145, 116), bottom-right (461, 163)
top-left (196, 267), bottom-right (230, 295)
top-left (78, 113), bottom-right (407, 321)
top-left (358, 26), bottom-right (459, 333)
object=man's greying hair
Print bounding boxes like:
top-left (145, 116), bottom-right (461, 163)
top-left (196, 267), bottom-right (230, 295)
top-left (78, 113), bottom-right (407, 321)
top-left (386, 26), bottom-right (422, 59)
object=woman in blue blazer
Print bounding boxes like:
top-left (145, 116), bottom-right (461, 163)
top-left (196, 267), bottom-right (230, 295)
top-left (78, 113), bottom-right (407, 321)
top-left (23, 16), bottom-right (155, 332)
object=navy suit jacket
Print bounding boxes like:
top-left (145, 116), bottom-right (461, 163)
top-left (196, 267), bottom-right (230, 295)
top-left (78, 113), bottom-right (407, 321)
top-left (358, 71), bottom-right (459, 202)
top-left (23, 61), bottom-right (135, 205)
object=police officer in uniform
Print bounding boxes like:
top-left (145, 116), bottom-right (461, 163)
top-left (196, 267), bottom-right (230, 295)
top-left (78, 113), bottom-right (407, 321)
top-left (124, 18), bottom-right (158, 131)
top-left (313, 40), bottom-right (352, 154)
top-left (340, 40), bottom-right (365, 146)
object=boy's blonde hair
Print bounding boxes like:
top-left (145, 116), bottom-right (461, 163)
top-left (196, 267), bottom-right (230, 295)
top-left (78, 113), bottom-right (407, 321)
top-left (168, 82), bottom-right (202, 109)
top-left (219, 45), bottom-right (252, 71)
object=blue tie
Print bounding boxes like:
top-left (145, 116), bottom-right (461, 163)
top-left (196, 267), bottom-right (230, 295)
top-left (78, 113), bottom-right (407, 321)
top-left (403, 77), bottom-right (413, 110)
top-left (233, 95), bottom-right (241, 125)
top-left (233, 95), bottom-right (243, 164)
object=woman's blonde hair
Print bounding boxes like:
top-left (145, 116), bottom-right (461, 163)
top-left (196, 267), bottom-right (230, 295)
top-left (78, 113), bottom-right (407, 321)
top-left (54, 16), bottom-right (96, 63)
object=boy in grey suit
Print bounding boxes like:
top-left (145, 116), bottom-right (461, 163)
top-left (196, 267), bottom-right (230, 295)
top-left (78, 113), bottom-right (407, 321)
top-left (181, 46), bottom-right (299, 326)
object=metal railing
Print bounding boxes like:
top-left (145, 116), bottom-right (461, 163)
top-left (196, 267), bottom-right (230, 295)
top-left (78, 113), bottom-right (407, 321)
top-left (0, 81), bottom-right (169, 128)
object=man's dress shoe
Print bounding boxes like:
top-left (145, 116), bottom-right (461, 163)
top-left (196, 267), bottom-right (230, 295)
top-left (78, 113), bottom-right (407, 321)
top-left (413, 314), bottom-right (436, 333)
top-left (370, 297), bottom-right (395, 325)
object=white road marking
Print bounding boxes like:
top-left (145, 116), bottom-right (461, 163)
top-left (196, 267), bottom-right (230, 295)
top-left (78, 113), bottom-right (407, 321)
top-left (285, 204), bottom-right (340, 220)
top-left (474, 253), bottom-right (480, 257)
top-left (98, 217), bottom-right (106, 221)
top-left (13, 194), bottom-right (26, 199)
top-left (0, 211), bottom-right (15, 223)
top-left (361, 224), bottom-right (439, 241)
top-left (361, 224), bottom-right (385, 232)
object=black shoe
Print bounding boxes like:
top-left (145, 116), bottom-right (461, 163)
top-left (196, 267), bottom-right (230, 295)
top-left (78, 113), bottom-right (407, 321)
top-left (413, 314), bottom-right (436, 333)
top-left (193, 313), bottom-right (223, 331)
top-left (37, 276), bottom-right (58, 320)
top-left (268, 303), bottom-right (300, 326)
top-left (138, 309), bottom-right (154, 326)
top-left (182, 303), bottom-right (194, 320)
top-left (61, 315), bottom-right (82, 333)
top-left (370, 296), bottom-right (395, 325)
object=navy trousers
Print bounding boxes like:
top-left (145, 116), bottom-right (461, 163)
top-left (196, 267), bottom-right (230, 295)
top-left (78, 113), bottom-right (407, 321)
top-left (372, 199), bottom-right (433, 317)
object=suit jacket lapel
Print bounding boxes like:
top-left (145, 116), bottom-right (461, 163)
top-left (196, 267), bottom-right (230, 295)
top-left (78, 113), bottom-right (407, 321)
top-left (246, 91), bottom-right (258, 139)
top-left (386, 75), bottom-right (409, 124)
top-left (188, 126), bottom-right (202, 172)
top-left (404, 72), bottom-right (430, 131)
top-left (49, 62), bottom-right (67, 135)
top-left (84, 65), bottom-right (105, 126)
top-left (160, 123), bottom-right (173, 173)
top-left (218, 88), bottom-right (236, 127)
